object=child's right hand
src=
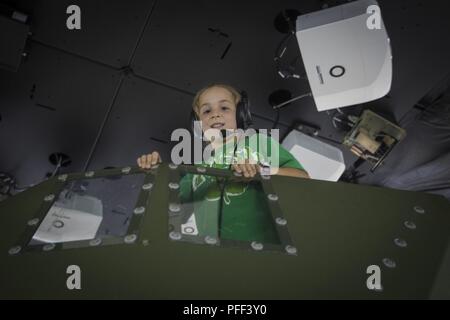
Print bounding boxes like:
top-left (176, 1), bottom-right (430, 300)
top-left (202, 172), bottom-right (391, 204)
top-left (137, 151), bottom-right (162, 169)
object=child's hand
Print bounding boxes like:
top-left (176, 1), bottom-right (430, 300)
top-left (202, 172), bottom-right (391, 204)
top-left (137, 151), bottom-right (162, 169)
top-left (232, 162), bottom-right (260, 178)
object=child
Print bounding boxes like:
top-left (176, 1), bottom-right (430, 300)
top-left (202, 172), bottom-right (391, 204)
top-left (137, 84), bottom-right (309, 244)
top-left (137, 84), bottom-right (309, 178)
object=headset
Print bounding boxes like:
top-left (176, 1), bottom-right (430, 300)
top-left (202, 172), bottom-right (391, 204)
top-left (190, 90), bottom-right (253, 137)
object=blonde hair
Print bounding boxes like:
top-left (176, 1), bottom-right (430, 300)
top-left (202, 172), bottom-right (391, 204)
top-left (192, 84), bottom-right (241, 115)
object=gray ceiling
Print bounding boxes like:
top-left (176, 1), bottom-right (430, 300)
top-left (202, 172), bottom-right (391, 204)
top-left (1, 0), bottom-right (449, 187)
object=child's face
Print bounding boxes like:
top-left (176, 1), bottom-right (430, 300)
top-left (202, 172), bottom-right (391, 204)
top-left (197, 86), bottom-right (238, 132)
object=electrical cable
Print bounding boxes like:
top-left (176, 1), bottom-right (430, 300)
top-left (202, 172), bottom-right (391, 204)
top-left (49, 155), bottom-right (63, 178)
top-left (272, 92), bottom-right (312, 111)
top-left (274, 31), bottom-right (306, 80)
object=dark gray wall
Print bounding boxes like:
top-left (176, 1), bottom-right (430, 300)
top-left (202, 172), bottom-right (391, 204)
top-left (1, 0), bottom-right (449, 188)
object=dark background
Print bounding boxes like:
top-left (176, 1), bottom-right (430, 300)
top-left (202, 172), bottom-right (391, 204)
top-left (1, 0), bottom-right (449, 196)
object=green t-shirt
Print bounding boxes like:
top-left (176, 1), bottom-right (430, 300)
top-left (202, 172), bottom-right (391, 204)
top-left (179, 133), bottom-right (304, 244)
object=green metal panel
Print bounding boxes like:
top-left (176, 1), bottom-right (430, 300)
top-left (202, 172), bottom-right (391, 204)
top-left (0, 164), bottom-right (449, 299)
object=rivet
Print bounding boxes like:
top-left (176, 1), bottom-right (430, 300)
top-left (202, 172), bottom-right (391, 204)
top-left (43, 243), bottom-right (56, 252)
top-left (27, 218), bottom-right (40, 226)
top-left (404, 221), bottom-right (417, 230)
top-left (197, 167), bottom-right (206, 173)
top-left (44, 194), bottom-right (55, 202)
top-left (394, 238), bottom-right (408, 248)
top-left (8, 246), bottom-right (21, 255)
top-left (169, 231), bottom-right (182, 241)
top-left (142, 183), bottom-right (153, 190)
top-left (168, 182), bottom-right (180, 190)
top-left (124, 234), bottom-right (137, 244)
top-left (85, 171), bottom-right (95, 178)
top-left (382, 258), bottom-right (396, 269)
top-left (285, 245), bottom-right (297, 255)
top-left (121, 167), bottom-right (131, 174)
top-left (275, 217), bottom-right (287, 226)
top-left (58, 174), bottom-right (68, 182)
top-left (204, 236), bottom-right (218, 245)
top-left (251, 241), bottom-right (264, 251)
top-left (134, 207), bottom-right (145, 215)
top-left (169, 203), bottom-right (181, 213)
top-left (414, 206), bottom-right (425, 214)
top-left (89, 238), bottom-right (102, 246)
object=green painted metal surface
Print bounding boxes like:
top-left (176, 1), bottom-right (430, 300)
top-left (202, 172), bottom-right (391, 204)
top-left (0, 164), bottom-right (449, 299)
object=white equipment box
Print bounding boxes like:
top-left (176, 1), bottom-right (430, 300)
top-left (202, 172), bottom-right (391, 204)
top-left (282, 130), bottom-right (346, 182)
top-left (296, 0), bottom-right (392, 111)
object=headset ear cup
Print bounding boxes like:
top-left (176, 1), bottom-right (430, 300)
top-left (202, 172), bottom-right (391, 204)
top-left (244, 100), bottom-right (253, 129)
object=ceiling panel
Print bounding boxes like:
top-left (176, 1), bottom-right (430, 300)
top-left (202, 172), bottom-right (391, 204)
top-left (8, 0), bottom-right (156, 68)
top-left (85, 77), bottom-right (194, 171)
top-left (131, 0), bottom-right (318, 120)
top-left (0, 42), bottom-right (119, 186)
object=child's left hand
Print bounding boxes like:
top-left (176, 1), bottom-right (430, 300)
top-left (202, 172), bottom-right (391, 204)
top-left (231, 163), bottom-right (260, 178)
